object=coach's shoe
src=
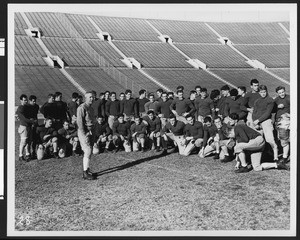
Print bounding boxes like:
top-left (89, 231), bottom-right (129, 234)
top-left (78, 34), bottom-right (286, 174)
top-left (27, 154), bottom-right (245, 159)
top-left (86, 168), bottom-right (98, 177)
top-left (220, 155), bottom-right (231, 163)
top-left (234, 166), bottom-right (249, 173)
top-left (213, 152), bottom-right (220, 160)
top-left (83, 171), bottom-right (97, 180)
top-left (276, 160), bottom-right (289, 170)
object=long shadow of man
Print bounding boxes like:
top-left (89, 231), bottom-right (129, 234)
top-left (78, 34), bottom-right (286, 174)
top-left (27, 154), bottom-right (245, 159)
top-left (94, 151), bottom-right (168, 177)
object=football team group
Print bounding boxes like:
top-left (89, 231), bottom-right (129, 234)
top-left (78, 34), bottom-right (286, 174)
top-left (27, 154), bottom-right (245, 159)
top-left (16, 78), bottom-right (290, 180)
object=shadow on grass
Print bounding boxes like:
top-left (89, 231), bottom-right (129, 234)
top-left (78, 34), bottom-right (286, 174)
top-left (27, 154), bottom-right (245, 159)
top-left (95, 151), bottom-right (168, 177)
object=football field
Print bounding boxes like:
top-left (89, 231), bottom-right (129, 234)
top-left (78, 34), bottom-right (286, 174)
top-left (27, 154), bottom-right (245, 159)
top-left (14, 130), bottom-right (290, 231)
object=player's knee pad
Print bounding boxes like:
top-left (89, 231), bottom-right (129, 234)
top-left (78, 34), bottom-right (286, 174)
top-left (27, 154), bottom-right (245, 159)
top-left (52, 137), bottom-right (58, 143)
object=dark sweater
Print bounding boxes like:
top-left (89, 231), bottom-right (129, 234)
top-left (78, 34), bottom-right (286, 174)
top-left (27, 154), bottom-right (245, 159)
top-left (217, 96), bottom-right (229, 117)
top-left (195, 96), bottom-right (213, 117)
top-left (274, 94), bottom-right (290, 120)
top-left (234, 124), bottom-right (261, 143)
top-left (243, 91), bottom-right (261, 108)
top-left (54, 101), bottom-right (68, 121)
top-left (67, 101), bottom-right (78, 117)
top-left (121, 98), bottom-right (138, 116)
top-left (58, 126), bottom-right (77, 143)
top-left (91, 98), bottom-right (105, 118)
top-left (184, 121), bottom-right (204, 139)
top-left (36, 125), bottom-right (57, 143)
top-left (203, 125), bottom-right (218, 148)
top-left (27, 104), bottom-right (39, 120)
top-left (130, 122), bottom-right (147, 135)
top-left (93, 122), bottom-right (111, 138)
top-left (144, 101), bottom-right (158, 113)
top-left (156, 100), bottom-right (172, 118)
top-left (16, 105), bottom-right (34, 127)
top-left (112, 121), bottom-right (131, 138)
top-left (224, 97), bottom-right (247, 119)
top-left (170, 98), bottom-right (195, 116)
top-left (163, 120), bottom-right (185, 136)
top-left (252, 96), bottom-right (274, 123)
top-left (105, 100), bottom-right (120, 117)
top-left (137, 98), bottom-right (149, 113)
top-left (143, 116), bottom-right (161, 133)
top-left (40, 102), bottom-right (56, 119)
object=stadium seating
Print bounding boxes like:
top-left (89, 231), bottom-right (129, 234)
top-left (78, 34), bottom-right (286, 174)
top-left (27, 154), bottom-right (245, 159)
top-left (234, 44), bottom-right (290, 68)
top-left (66, 67), bottom-right (126, 96)
top-left (89, 15), bottom-right (159, 42)
top-left (87, 40), bottom-right (126, 67)
top-left (210, 69), bottom-right (290, 98)
top-left (15, 36), bottom-right (47, 66)
top-left (281, 22), bottom-right (289, 31)
top-left (14, 12), bottom-right (28, 36)
top-left (174, 43), bottom-right (251, 68)
top-left (144, 69), bottom-right (228, 92)
top-left (208, 22), bottom-right (290, 44)
top-left (42, 38), bottom-right (98, 67)
top-left (113, 41), bottom-right (193, 68)
top-left (117, 69), bottom-right (161, 94)
top-left (25, 12), bottom-right (71, 38)
top-left (14, 12), bottom-right (290, 105)
top-left (66, 14), bottom-right (100, 39)
top-left (268, 69), bottom-right (290, 82)
top-left (15, 66), bottom-right (79, 104)
top-left (148, 19), bottom-right (220, 43)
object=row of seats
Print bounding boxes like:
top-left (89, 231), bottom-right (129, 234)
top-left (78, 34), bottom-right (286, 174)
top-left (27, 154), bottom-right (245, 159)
top-left (17, 12), bottom-right (289, 44)
top-left (15, 34), bottom-right (290, 69)
top-left (14, 12), bottom-right (290, 105)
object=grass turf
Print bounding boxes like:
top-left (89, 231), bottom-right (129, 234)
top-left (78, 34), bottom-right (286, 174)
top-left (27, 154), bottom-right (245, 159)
top-left (15, 144), bottom-right (290, 231)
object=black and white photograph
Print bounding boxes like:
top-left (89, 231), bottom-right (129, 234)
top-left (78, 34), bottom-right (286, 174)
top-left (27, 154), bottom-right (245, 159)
top-left (6, 3), bottom-right (297, 237)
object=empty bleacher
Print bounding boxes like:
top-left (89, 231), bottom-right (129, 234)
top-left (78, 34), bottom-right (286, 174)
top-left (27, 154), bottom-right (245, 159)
top-left (113, 41), bottom-right (193, 68)
top-left (66, 14), bottom-right (100, 39)
top-left (281, 22), bottom-right (290, 31)
top-left (15, 36), bottom-right (47, 66)
top-left (148, 19), bottom-right (220, 44)
top-left (208, 22), bottom-right (290, 44)
top-left (117, 69), bottom-right (161, 93)
top-left (175, 43), bottom-right (250, 68)
top-left (14, 12), bottom-right (28, 36)
top-left (14, 12), bottom-right (291, 105)
top-left (268, 69), bottom-right (290, 82)
top-left (66, 67), bottom-right (126, 96)
top-left (25, 12), bottom-right (71, 38)
top-left (87, 40), bottom-right (126, 67)
top-left (234, 44), bottom-right (289, 68)
top-left (144, 69), bottom-right (229, 92)
top-left (42, 38), bottom-right (98, 67)
top-left (210, 69), bottom-right (290, 98)
top-left (15, 66), bottom-right (79, 104)
top-left (90, 15), bottom-right (159, 42)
